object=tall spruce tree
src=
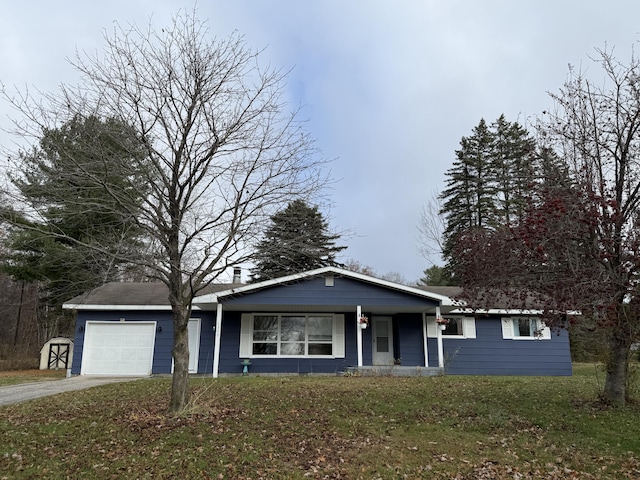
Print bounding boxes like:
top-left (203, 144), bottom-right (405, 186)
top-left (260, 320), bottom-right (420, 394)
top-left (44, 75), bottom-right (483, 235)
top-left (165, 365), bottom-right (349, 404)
top-left (491, 114), bottom-right (538, 225)
top-left (250, 200), bottom-right (346, 282)
top-left (439, 118), bottom-right (496, 262)
top-left (2, 115), bottom-right (150, 338)
top-left (439, 116), bottom-right (537, 270)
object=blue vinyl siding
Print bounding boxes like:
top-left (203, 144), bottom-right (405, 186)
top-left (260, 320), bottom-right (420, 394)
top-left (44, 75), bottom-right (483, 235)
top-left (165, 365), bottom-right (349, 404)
top-left (394, 314), bottom-right (425, 366)
top-left (73, 311), bottom-right (571, 376)
top-left (71, 310), bottom-right (216, 375)
top-left (427, 316), bottom-right (572, 376)
top-left (223, 277), bottom-right (439, 308)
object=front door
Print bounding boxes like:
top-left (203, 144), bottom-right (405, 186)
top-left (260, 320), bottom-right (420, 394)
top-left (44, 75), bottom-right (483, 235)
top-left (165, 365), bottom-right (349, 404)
top-left (372, 316), bottom-right (394, 365)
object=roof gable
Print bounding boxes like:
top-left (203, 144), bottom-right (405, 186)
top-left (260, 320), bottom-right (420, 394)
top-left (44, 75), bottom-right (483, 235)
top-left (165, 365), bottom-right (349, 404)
top-left (217, 275), bottom-right (440, 309)
top-left (63, 267), bottom-right (455, 311)
top-left (193, 266), bottom-right (451, 306)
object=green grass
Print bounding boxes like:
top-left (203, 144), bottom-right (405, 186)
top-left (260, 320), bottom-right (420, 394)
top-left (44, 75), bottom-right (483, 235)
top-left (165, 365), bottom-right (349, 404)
top-left (0, 369), bottom-right (66, 387)
top-left (0, 365), bottom-right (639, 479)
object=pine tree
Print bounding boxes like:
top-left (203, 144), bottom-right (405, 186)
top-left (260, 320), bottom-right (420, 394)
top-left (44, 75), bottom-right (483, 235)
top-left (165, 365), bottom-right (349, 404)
top-left (439, 118), bottom-right (496, 261)
top-left (491, 115), bottom-right (537, 225)
top-left (439, 116), bottom-right (538, 271)
top-left (418, 265), bottom-right (456, 286)
top-left (250, 200), bottom-right (346, 282)
top-left (2, 115), bottom-right (150, 337)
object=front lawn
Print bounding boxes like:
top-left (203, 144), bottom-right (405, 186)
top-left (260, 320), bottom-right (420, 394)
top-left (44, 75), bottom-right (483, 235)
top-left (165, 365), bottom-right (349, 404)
top-left (0, 365), bottom-right (638, 479)
top-left (0, 369), bottom-right (66, 387)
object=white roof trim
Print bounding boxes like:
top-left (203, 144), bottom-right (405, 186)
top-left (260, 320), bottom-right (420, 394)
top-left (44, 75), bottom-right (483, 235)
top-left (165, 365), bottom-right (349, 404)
top-left (62, 303), bottom-right (201, 311)
top-left (449, 308), bottom-right (581, 316)
top-left (193, 266), bottom-right (455, 306)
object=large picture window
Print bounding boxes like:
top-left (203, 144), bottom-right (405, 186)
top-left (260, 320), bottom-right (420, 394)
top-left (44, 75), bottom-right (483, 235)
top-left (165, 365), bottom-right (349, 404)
top-left (251, 314), bottom-right (334, 356)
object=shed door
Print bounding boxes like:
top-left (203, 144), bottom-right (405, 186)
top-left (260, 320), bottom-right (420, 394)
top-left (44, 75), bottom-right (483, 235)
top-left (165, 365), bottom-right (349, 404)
top-left (81, 322), bottom-right (156, 376)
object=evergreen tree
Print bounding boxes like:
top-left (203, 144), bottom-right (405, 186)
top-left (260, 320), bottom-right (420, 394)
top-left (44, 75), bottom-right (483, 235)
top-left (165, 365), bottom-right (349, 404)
top-left (418, 265), bottom-right (457, 286)
top-left (491, 114), bottom-right (538, 225)
top-left (250, 200), bottom-right (346, 282)
top-left (439, 118), bottom-right (496, 262)
top-left (2, 115), bottom-right (150, 337)
top-left (439, 116), bottom-right (538, 271)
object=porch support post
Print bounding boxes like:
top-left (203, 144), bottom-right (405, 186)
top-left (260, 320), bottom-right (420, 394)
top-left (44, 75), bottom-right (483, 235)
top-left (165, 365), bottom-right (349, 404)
top-left (422, 312), bottom-right (429, 367)
top-left (212, 303), bottom-right (223, 378)
top-left (356, 305), bottom-right (363, 367)
top-left (436, 305), bottom-right (444, 369)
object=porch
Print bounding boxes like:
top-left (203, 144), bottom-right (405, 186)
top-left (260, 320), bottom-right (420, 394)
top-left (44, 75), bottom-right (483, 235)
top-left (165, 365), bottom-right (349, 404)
top-left (345, 365), bottom-right (444, 377)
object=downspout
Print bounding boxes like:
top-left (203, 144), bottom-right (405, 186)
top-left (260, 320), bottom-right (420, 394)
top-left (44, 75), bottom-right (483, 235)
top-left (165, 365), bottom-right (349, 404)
top-left (436, 305), bottom-right (444, 369)
top-left (212, 302), bottom-right (223, 378)
top-left (422, 312), bottom-right (429, 367)
top-left (356, 305), bottom-right (363, 367)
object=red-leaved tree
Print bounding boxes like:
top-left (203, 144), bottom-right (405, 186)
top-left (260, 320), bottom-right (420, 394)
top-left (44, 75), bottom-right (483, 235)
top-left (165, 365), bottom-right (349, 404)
top-left (454, 50), bottom-right (640, 406)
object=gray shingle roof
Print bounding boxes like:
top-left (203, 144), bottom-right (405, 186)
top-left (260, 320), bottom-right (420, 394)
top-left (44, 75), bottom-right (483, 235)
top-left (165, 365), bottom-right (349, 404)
top-left (64, 282), bottom-right (241, 307)
top-left (416, 285), bottom-right (463, 298)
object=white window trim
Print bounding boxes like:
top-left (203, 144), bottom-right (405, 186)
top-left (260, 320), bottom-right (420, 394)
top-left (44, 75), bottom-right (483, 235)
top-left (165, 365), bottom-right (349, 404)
top-left (240, 313), bottom-right (345, 358)
top-left (502, 317), bottom-right (551, 340)
top-left (427, 316), bottom-right (476, 339)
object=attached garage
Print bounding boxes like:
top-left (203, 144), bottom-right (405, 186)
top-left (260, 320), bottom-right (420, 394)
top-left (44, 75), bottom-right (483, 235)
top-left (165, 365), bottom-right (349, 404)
top-left (81, 321), bottom-right (156, 376)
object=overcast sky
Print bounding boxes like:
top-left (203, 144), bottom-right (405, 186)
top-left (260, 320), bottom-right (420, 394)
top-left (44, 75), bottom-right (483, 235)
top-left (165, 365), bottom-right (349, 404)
top-left (1, 1), bottom-right (639, 283)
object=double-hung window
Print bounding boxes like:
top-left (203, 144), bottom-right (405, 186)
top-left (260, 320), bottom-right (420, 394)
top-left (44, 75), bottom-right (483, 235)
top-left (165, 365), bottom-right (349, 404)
top-left (502, 317), bottom-right (551, 340)
top-left (246, 314), bottom-right (338, 357)
top-left (427, 316), bottom-right (476, 339)
top-left (442, 317), bottom-right (463, 336)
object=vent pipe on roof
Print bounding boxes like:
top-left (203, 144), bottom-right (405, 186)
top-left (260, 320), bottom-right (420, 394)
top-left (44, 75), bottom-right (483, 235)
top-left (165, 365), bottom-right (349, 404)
top-left (233, 267), bottom-right (242, 283)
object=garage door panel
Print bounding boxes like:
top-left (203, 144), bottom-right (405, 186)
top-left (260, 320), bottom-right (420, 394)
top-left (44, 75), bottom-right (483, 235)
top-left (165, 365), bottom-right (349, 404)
top-left (82, 322), bottom-right (156, 376)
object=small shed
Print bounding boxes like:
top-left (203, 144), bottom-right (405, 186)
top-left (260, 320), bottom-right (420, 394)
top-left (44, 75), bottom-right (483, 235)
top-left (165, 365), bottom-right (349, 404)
top-left (39, 337), bottom-right (74, 370)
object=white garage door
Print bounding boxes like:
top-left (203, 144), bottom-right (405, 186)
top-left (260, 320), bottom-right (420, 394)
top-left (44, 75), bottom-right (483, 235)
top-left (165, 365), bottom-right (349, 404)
top-left (81, 322), bottom-right (156, 376)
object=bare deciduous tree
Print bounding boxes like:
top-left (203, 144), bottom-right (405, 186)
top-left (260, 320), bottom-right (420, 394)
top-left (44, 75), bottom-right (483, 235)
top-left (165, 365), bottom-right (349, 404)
top-left (1, 10), bottom-right (328, 412)
top-left (417, 191), bottom-right (446, 264)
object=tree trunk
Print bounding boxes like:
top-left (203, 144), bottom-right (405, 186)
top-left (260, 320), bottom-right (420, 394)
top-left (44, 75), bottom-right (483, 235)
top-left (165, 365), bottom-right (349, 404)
top-left (602, 332), bottom-right (630, 406)
top-left (169, 303), bottom-right (190, 413)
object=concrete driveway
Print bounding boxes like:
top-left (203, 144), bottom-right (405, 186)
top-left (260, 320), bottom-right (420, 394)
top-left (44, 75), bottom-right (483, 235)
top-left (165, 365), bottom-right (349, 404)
top-left (0, 376), bottom-right (143, 406)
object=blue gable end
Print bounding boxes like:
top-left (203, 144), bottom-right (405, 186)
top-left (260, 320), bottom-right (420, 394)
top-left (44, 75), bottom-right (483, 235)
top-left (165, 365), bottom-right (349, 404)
top-left (222, 276), bottom-right (439, 308)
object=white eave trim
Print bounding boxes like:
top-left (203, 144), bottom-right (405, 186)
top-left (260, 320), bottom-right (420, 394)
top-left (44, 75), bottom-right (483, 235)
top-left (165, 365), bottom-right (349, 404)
top-left (193, 266), bottom-right (455, 305)
top-left (450, 308), bottom-right (581, 315)
top-left (62, 303), bottom-right (201, 311)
